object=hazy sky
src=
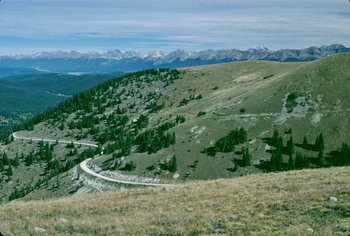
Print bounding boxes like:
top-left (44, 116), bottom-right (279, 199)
top-left (0, 0), bottom-right (349, 54)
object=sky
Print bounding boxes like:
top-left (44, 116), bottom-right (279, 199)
top-left (0, 0), bottom-right (349, 55)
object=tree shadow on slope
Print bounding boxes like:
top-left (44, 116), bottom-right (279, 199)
top-left (295, 143), bottom-right (319, 152)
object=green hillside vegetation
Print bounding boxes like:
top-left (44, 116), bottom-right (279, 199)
top-left (0, 73), bottom-right (120, 127)
top-left (1, 53), bottom-right (350, 202)
top-left (0, 167), bottom-right (349, 235)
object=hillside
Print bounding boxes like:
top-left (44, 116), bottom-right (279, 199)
top-left (0, 73), bottom-right (121, 128)
top-left (1, 53), bottom-right (350, 202)
top-left (0, 67), bottom-right (46, 78)
top-left (0, 166), bottom-right (349, 235)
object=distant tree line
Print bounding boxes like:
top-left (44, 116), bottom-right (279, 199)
top-left (267, 129), bottom-right (350, 172)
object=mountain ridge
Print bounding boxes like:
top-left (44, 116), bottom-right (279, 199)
top-left (2, 44), bottom-right (348, 61)
top-left (0, 44), bottom-right (348, 73)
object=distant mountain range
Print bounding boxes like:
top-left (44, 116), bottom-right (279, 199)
top-left (0, 44), bottom-right (349, 74)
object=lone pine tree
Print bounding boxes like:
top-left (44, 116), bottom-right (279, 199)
top-left (169, 155), bottom-right (177, 173)
top-left (242, 147), bottom-right (251, 167)
top-left (286, 135), bottom-right (295, 155)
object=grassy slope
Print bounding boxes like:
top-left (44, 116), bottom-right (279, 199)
top-left (14, 60), bottom-right (305, 180)
top-left (0, 166), bottom-right (349, 235)
top-left (20, 53), bottom-right (350, 179)
top-left (2, 53), bottom-right (350, 202)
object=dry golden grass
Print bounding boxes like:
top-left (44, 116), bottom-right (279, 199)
top-left (1, 167), bottom-right (350, 235)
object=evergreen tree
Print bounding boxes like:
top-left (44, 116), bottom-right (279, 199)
top-left (340, 143), bottom-right (350, 166)
top-left (275, 148), bottom-right (283, 171)
top-left (238, 128), bottom-right (248, 143)
top-left (59, 122), bottom-right (65, 131)
top-left (0, 158), bottom-right (4, 172)
top-left (302, 136), bottom-right (308, 149)
top-left (232, 163), bottom-right (238, 172)
top-left (9, 188), bottom-right (19, 201)
top-left (165, 133), bottom-right (173, 148)
top-left (176, 115), bottom-right (186, 124)
top-left (66, 142), bottom-right (75, 149)
top-left (135, 114), bottom-right (149, 129)
top-left (39, 141), bottom-right (45, 160)
top-left (65, 159), bottom-right (75, 171)
top-left (319, 133), bottom-right (325, 151)
top-left (13, 153), bottom-right (20, 167)
top-left (44, 143), bottom-right (53, 162)
top-left (169, 155), bottom-right (177, 173)
top-left (123, 161), bottom-right (136, 171)
top-left (242, 147), bottom-right (251, 167)
top-left (270, 152), bottom-right (277, 172)
top-left (318, 150), bottom-right (327, 167)
top-left (315, 133), bottom-right (325, 151)
top-left (7, 165), bottom-right (13, 177)
top-left (304, 156), bottom-right (310, 168)
top-left (277, 137), bottom-right (283, 155)
top-left (73, 147), bottom-right (78, 155)
top-left (272, 129), bottom-right (280, 147)
top-left (270, 146), bottom-right (283, 172)
top-left (288, 153), bottom-right (294, 170)
top-left (172, 132), bottom-right (176, 145)
top-left (295, 152), bottom-right (304, 169)
top-left (286, 135), bottom-right (295, 155)
top-left (2, 152), bottom-right (9, 166)
top-left (25, 152), bottom-right (34, 166)
top-left (112, 157), bottom-right (121, 170)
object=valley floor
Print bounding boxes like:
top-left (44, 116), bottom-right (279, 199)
top-left (0, 166), bottom-right (349, 235)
